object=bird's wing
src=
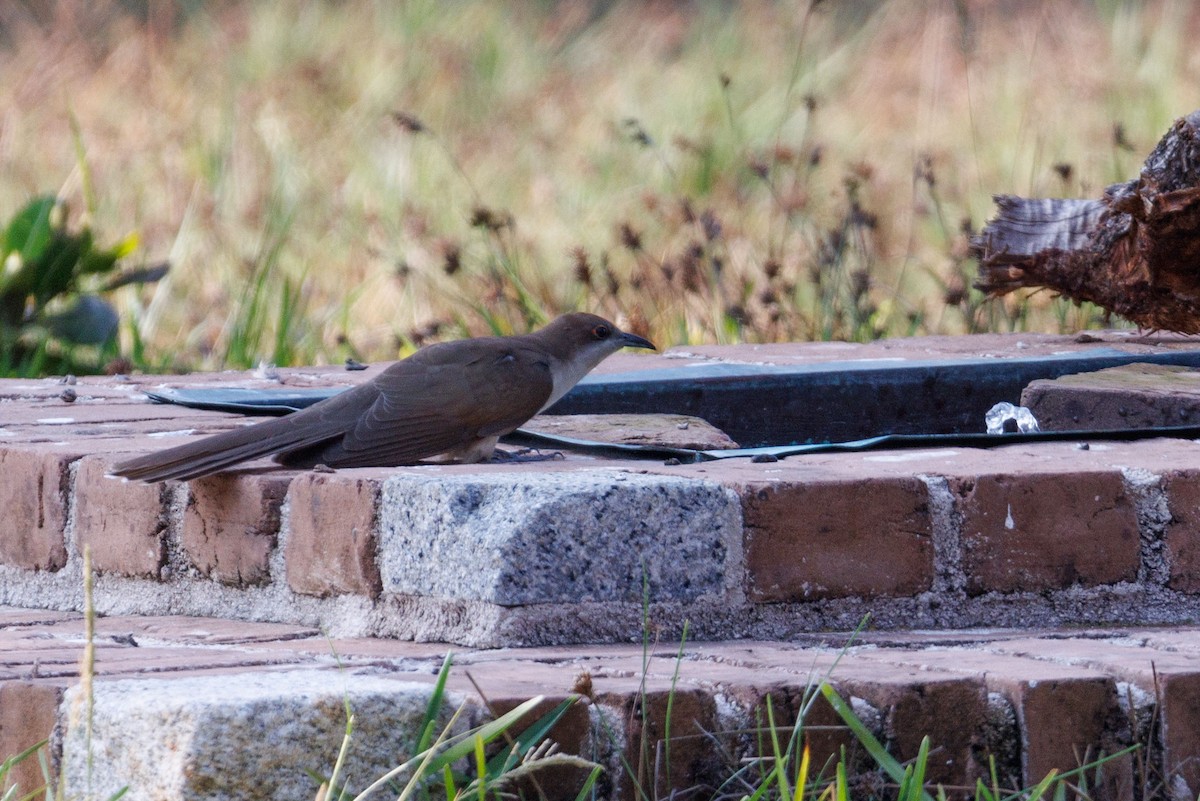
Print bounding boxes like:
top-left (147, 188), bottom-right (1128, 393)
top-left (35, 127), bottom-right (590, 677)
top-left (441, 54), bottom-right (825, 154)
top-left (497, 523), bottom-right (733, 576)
top-left (296, 341), bottom-right (555, 467)
top-left (111, 380), bottom-right (383, 482)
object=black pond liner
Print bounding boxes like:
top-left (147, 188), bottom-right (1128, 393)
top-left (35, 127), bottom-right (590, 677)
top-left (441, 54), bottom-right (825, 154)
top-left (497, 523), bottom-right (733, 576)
top-left (144, 345), bottom-right (1200, 463)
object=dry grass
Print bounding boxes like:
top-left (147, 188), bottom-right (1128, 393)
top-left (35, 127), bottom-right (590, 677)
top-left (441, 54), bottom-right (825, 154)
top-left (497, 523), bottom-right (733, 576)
top-left (0, 0), bottom-right (1197, 370)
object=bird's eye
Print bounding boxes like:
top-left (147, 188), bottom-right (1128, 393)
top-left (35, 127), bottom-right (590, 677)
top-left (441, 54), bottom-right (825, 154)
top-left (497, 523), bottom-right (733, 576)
top-left (592, 324), bottom-right (611, 340)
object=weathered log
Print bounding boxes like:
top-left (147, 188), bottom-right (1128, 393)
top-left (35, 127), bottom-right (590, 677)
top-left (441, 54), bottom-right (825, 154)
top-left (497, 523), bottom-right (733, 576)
top-left (973, 110), bottom-right (1200, 332)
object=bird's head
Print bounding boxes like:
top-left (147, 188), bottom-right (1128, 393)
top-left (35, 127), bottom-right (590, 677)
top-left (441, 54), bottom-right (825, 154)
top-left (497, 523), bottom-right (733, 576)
top-left (533, 313), bottom-right (656, 409)
top-left (540, 312), bottom-right (656, 367)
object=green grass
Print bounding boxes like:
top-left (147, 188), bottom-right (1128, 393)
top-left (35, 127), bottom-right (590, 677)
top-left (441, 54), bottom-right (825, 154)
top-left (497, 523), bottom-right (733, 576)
top-left (0, 1), bottom-right (1193, 372)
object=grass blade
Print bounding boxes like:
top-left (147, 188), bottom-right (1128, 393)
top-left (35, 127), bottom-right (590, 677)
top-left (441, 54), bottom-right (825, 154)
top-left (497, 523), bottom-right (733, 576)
top-left (819, 683), bottom-right (936, 801)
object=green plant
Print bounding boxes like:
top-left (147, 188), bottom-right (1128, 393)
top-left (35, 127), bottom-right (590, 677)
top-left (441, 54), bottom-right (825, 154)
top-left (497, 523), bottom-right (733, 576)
top-left (313, 653), bottom-right (599, 801)
top-left (575, 606), bottom-right (1137, 801)
top-left (0, 195), bottom-right (163, 376)
top-left (0, 739), bottom-right (46, 801)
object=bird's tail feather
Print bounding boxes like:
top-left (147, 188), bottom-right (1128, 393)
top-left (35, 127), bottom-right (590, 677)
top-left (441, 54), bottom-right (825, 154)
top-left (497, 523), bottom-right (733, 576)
top-left (110, 416), bottom-right (339, 482)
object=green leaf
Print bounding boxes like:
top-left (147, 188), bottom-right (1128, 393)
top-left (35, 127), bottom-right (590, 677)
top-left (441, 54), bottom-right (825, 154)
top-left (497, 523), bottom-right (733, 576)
top-left (417, 653), bottom-right (454, 753)
top-left (571, 765), bottom-right (603, 801)
top-left (80, 231), bottom-right (139, 275)
top-left (903, 736), bottom-right (930, 801)
top-left (484, 696), bottom-right (576, 777)
top-left (31, 229), bottom-right (88, 303)
top-left (820, 683), bottom-right (937, 801)
top-left (422, 696), bottom-right (545, 775)
top-left (3, 196), bottom-right (58, 265)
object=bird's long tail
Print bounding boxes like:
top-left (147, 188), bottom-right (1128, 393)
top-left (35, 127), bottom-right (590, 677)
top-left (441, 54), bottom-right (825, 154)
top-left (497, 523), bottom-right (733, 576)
top-left (110, 413), bottom-right (339, 483)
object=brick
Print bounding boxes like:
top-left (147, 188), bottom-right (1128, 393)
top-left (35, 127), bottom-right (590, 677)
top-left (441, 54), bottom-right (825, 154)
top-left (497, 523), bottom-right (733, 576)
top-left (0, 448), bottom-right (71, 571)
top-left (74, 456), bottom-right (168, 578)
top-left (742, 477), bottom-right (933, 601)
top-left (1163, 470), bottom-right (1200, 592)
top-left (1022, 363), bottom-right (1200, 431)
top-left (181, 473), bottom-right (289, 585)
top-left (285, 473), bottom-right (381, 598)
top-left (745, 684), bottom-right (860, 780)
top-left (604, 688), bottom-right (719, 801)
top-left (486, 695), bottom-right (592, 801)
top-left (954, 472), bottom-right (1139, 595)
top-left (854, 647), bottom-right (1131, 794)
top-left (1012, 677), bottom-right (1131, 796)
top-left (1159, 672), bottom-right (1200, 796)
top-left (90, 615), bottom-right (318, 645)
top-left (0, 681), bottom-right (64, 796)
top-left (845, 676), bottom-right (988, 790)
top-left (986, 637), bottom-right (1200, 796)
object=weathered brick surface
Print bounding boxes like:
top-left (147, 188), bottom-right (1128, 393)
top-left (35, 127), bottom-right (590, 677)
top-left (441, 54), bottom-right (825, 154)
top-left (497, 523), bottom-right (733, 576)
top-left (954, 471), bottom-right (1139, 595)
top-left (986, 637), bottom-right (1200, 797)
top-left (1163, 470), bottom-right (1200, 592)
top-left (0, 681), bottom-right (63, 796)
top-left (0, 449), bottom-right (72, 571)
top-left (285, 472), bottom-right (382, 598)
top-left (9, 608), bottom-right (1200, 801)
top-left (487, 695), bottom-right (592, 801)
top-left (845, 676), bottom-right (989, 789)
top-left (1016, 677), bottom-right (1132, 798)
top-left (1158, 672), bottom-right (1200, 797)
top-left (741, 477), bottom-right (933, 601)
top-left (181, 473), bottom-right (290, 585)
top-left (73, 456), bottom-right (169, 578)
top-left (854, 647), bottom-right (1130, 793)
top-left (603, 688), bottom-right (720, 801)
top-left (742, 684), bottom-right (859, 779)
top-left (1022, 363), bottom-right (1200, 431)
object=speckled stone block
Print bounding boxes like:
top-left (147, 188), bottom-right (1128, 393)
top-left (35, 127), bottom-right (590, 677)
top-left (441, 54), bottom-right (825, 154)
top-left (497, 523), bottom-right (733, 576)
top-left (377, 470), bottom-right (742, 606)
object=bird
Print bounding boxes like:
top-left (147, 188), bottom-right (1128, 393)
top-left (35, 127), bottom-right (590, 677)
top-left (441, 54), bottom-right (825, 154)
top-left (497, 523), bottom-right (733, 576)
top-left (111, 313), bottom-right (655, 482)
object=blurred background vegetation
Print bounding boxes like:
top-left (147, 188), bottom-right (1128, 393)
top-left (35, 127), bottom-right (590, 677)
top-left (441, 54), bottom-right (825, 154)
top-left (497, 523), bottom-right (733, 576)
top-left (0, 0), bottom-right (1195, 375)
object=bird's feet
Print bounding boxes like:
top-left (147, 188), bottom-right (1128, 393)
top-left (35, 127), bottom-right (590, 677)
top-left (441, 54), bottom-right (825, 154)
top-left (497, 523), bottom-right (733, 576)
top-left (490, 447), bottom-right (565, 463)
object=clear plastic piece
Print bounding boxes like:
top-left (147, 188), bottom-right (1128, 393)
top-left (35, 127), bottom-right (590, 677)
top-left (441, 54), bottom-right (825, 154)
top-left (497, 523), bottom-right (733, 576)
top-left (985, 401), bottom-right (1041, 434)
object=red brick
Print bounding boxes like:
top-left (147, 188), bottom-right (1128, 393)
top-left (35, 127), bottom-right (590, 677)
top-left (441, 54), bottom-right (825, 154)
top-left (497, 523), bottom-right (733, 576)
top-left (1013, 677), bottom-right (1130, 795)
top-left (0, 681), bottom-right (64, 796)
top-left (1163, 470), bottom-right (1200, 592)
top-left (1022, 363), bottom-right (1200, 432)
top-left (486, 695), bottom-right (592, 801)
top-left (74, 456), bottom-right (168, 578)
top-left (853, 647), bottom-right (1131, 794)
top-left (986, 637), bottom-right (1200, 795)
top-left (602, 688), bottom-right (719, 801)
top-left (0, 448), bottom-right (71, 571)
top-left (742, 477), bottom-right (932, 601)
top-left (285, 473), bottom-right (381, 598)
top-left (1159, 672), bottom-right (1200, 795)
top-left (843, 676), bottom-right (988, 790)
top-left (955, 471), bottom-right (1139, 595)
top-left (181, 473), bottom-right (290, 585)
top-left (741, 685), bottom-right (860, 781)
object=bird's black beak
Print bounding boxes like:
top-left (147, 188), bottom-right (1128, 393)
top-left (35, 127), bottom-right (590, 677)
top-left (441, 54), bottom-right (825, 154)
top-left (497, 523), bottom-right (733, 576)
top-left (618, 331), bottom-right (656, 351)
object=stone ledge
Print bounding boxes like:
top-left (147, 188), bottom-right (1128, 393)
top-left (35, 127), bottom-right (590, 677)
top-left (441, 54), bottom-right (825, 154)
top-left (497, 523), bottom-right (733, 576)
top-left (377, 471), bottom-right (742, 605)
top-left (6, 332), bottom-right (1200, 647)
top-left (5, 609), bottom-right (1200, 800)
top-left (6, 435), bottom-right (1200, 645)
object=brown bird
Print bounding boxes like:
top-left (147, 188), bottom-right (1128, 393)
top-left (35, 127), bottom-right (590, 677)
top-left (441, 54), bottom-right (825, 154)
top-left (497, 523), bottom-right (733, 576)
top-left (112, 313), bottom-right (655, 482)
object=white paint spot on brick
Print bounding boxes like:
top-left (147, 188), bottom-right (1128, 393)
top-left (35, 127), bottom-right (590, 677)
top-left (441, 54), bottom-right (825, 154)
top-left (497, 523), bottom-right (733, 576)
top-left (866, 449), bottom-right (959, 462)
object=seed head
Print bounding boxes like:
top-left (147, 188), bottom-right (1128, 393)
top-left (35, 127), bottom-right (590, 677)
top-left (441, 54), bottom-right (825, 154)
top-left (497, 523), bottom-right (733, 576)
top-left (390, 112), bottom-right (426, 134)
